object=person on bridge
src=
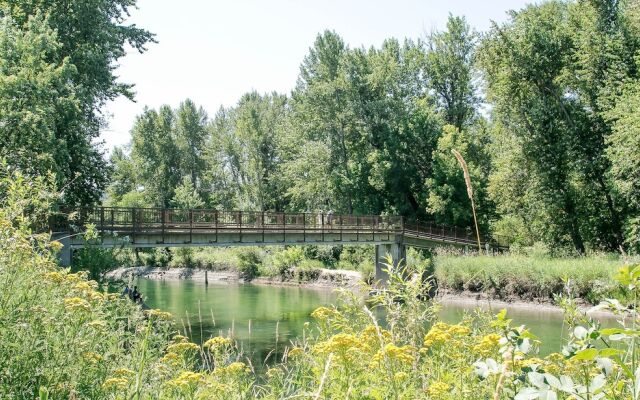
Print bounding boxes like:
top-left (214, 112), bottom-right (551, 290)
top-left (121, 285), bottom-right (130, 298)
top-left (327, 209), bottom-right (334, 225)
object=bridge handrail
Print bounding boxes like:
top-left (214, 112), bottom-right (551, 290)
top-left (50, 207), bottom-right (511, 248)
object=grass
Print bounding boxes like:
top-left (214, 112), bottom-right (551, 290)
top-left (434, 252), bottom-right (634, 304)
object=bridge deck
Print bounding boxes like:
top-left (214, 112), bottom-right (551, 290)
top-left (51, 207), bottom-right (509, 249)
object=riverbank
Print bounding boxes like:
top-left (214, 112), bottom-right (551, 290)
top-left (106, 266), bottom-right (362, 289)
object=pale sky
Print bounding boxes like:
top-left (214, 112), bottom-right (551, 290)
top-left (101, 0), bottom-right (533, 152)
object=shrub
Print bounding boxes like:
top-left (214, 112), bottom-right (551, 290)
top-left (296, 259), bottom-right (323, 281)
top-left (71, 247), bottom-right (119, 282)
top-left (272, 247), bottom-right (304, 276)
top-left (236, 248), bottom-right (261, 281)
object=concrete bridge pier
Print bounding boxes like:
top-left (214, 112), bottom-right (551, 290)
top-left (375, 242), bottom-right (406, 284)
top-left (53, 234), bottom-right (72, 267)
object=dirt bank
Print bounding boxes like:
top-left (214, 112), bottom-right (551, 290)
top-left (106, 267), bottom-right (362, 289)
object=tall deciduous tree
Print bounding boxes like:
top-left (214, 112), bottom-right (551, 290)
top-left (0, 0), bottom-right (154, 207)
top-left (426, 15), bottom-right (479, 131)
top-left (207, 92), bottom-right (289, 211)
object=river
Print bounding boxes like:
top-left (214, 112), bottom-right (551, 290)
top-left (134, 278), bottom-right (615, 367)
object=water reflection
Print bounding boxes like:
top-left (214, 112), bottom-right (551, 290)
top-left (136, 278), bottom-right (620, 366)
top-left (135, 278), bottom-right (338, 366)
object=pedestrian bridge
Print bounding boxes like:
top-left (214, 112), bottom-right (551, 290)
top-left (51, 207), bottom-right (510, 281)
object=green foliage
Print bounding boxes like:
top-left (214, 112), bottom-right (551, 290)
top-left (426, 14), bottom-right (478, 130)
top-left (273, 246), bottom-right (305, 276)
top-left (0, 0), bottom-right (153, 207)
top-left (606, 80), bottom-right (640, 251)
top-left (71, 247), bottom-right (119, 282)
top-left (480, 0), bottom-right (639, 252)
top-left (0, 166), bottom-right (175, 399)
top-left (236, 248), bottom-right (262, 281)
top-left (172, 176), bottom-right (205, 209)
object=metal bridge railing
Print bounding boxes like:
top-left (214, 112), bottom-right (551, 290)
top-left (50, 207), bottom-right (511, 249)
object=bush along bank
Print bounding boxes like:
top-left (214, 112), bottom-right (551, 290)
top-left (75, 244), bottom-right (377, 284)
top-left (432, 250), bottom-right (637, 305)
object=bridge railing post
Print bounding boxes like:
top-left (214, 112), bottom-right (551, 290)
top-left (99, 207), bottom-right (104, 234)
top-left (131, 207), bottom-right (136, 244)
top-left (189, 209), bottom-right (193, 243)
top-left (161, 209), bottom-right (165, 243)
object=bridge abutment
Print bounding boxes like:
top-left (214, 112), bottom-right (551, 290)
top-left (375, 242), bottom-right (406, 284)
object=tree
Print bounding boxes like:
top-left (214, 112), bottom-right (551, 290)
top-left (292, 31), bottom-right (355, 213)
top-left (0, 0), bottom-right (154, 207)
top-left (426, 15), bottom-right (479, 131)
top-left (172, 176), bottom-right (205, 209)
top-left (105, 146), bottom-right (136, 205)
top-left (606, 81), bottom-right (640, 250)
top-left (480, 0), bottom-right (640, 252)
top-left (480, 2), bottom-right (589, 253)
top-left (0, 13), bottom-right (79, 192)
top-left (175, 99), bottom-right (208, 188)
top-left (208, 92), bottom-right (289, 211)
top-left (426, 125), bottom-right (492, 230)
top-left (130, 106), bottom-right (181, 208)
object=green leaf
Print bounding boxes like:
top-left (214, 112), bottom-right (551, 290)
top-left (572, 348), bottom-right (598, 361)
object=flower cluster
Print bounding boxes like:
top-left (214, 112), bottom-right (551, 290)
top-left (473, 333), bottom-right (501, 356)
top-left (63, 297), bottom-right (91, 312)
top-left (204, 336), bottom-right (233, 351)
top-left (423, 322), bottom-right (470, 348)
top-left (165, 371), bottom-right (204, 389)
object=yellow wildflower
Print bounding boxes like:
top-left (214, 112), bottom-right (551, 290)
top-left (44, 271), bottom-right (65, 283)
top-left (310, 306), bottom-right (336, 320)
top-left (372, 343), bottom-right (415, 365)
top-left (64, 297), bottom-right (91, 312)
top-left (145, 309), bottom-right (173, 320)
top-left (361, 324), bottom-right (393, 343)
top-left (103, 377), bottom-right (129, 390)
top-left (83, 352), bottom-right (103, 364)
top-left (172, 334), bottom-right (189, 343)
top-left (288, 347), bottom-right (304, 358)
top-left (426, 381), bottom-right (451, 398)
top-left (73, 281), bottom-right (97, 292)
top-left (167, 342), bottom-right (200, 354)
top-left (313, 333), bottom-right (367, 362)
top-left (473, 333), bottom-right (501, 356)
top-left (214, 361), bottom-right (250, 377)
top-left (161, 352), bottom-right (180, 365)
top-left (166, 371), bottom-right (204, 389)
top-left (113, 368), bottom-right (135, 377)
top-left (204, 336), bottom-right (233, 351)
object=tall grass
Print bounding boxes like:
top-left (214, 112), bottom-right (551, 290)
top-left (434, 252), bottom-right (632, 304)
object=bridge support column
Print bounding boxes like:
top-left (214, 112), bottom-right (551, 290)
top-left (375, 243), bottom-right (406, 284)
top-left (56, 235), bottom-right (72, 267)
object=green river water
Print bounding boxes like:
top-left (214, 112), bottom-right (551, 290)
top-left (134, 278), bottom-right (615, 366)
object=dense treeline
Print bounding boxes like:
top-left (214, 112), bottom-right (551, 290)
top-left (106, 1), bottom-right (640, 254)
top-left (0, 0), bottom-right (638, 253)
